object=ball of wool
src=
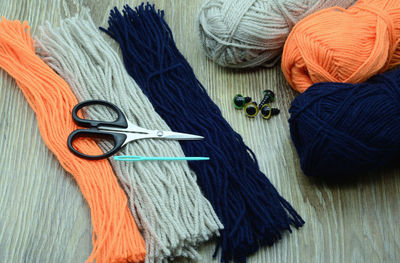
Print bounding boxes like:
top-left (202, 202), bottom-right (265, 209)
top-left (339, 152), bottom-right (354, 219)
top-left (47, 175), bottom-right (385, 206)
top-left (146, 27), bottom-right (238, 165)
top-left (289, 69), bottom-right (400, 177)
top-left (282, 0), bottom-right (400, 93)
top-left (197, 0), bottom-right (356, 68)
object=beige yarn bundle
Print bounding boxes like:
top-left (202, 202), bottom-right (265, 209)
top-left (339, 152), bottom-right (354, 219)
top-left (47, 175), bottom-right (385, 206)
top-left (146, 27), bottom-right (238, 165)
top-left (36, 14), bottom-right (222, 263)
top-left (197, 0), bottom-right (357, 68)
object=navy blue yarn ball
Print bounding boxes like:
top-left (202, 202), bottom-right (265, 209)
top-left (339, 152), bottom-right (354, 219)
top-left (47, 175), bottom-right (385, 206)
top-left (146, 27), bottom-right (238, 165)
top-left (289, 69), bottom-right (400, 177)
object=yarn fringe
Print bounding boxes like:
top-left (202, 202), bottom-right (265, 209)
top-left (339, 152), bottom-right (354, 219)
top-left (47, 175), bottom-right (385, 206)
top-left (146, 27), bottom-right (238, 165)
top-left (0, 18), bottom-right (146, 263)
top-left (35, 12), bottom-right (222, 263)
top-left (101, 4), bottom-right (304, 262)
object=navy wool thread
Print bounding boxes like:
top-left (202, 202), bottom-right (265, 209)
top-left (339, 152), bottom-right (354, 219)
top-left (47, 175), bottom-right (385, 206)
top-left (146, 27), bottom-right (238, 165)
top-left (100, 3), bottom-right (304, 262)
top-left (289, 69), bottom-right (400, 177)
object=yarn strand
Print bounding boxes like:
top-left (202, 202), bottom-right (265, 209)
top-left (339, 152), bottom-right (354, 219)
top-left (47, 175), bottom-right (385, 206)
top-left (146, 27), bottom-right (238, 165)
top-left (101, 4), bottom-right (304, 262)
top-left (0, 18), bottom-right (146, 263)
top-left (35, 13), bottom-right (222, 263)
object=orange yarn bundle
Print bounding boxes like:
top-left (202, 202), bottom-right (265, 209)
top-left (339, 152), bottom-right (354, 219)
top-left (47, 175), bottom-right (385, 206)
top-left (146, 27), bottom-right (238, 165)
top-left (281, 0), bottom-right (400, 93)
top-left (0, 18), bottom-right (146, 263)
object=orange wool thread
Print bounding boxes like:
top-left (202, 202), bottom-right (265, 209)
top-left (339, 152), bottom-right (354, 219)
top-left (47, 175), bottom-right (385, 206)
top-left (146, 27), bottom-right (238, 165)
top-left (0, 18), bottom-right (146, 263)
top-left (281, 0), bottom-right (400, 93)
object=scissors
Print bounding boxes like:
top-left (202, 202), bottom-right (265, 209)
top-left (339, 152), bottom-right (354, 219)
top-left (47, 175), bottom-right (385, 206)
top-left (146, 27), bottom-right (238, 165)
top-left (67, 100), bottom-right (204, 160)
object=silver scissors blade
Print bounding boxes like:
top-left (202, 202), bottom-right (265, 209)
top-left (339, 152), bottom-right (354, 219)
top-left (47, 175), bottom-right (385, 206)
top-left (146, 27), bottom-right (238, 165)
top-left (159, 130), bottom-right (204, 140)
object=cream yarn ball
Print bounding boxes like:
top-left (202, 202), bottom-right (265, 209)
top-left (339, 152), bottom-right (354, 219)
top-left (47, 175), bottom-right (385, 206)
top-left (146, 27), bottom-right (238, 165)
top-left (197, 0), bottom-right (357, 68)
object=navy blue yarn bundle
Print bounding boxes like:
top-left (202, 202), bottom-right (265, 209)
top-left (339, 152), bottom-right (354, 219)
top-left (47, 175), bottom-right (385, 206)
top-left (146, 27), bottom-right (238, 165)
top-left (100, 3), bottom-right (304, 262)
top-left (289, 69), bottom-right (400, 177)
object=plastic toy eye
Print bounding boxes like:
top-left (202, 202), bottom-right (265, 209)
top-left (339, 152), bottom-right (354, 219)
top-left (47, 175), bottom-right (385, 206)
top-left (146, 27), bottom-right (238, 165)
top-left (233, 94), bottom-right (251, 110)
top-left (260, 104), bottom-right (280, 119)
top-left (244, 102), bottom-right (259, 117)
top-left (258, 90), bottom-right (276, 109)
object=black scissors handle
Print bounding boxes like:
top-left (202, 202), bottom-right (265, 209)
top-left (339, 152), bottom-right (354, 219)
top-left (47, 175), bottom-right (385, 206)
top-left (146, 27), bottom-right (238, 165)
top-left (71, 100), bottom-right (128, 128)
top-left (68, 129), bottom-right (127, 160)
top-left (67, 100), bottom-right (129, 160)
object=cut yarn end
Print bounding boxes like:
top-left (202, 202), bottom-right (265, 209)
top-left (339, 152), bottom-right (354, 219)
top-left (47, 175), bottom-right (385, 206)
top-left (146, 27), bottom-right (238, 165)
top-left (197, 0), bottom-right (357, 68)
top-left (282, 0), bottom-right (400, 92)
top-left (289, 69), bottom-right (400, 177)
top-left (35, 12), bottom-right (222, 263)
top-left (101, 3), bottom-right (304, 263)
top-left (0, 18), bottom-right (146, 263)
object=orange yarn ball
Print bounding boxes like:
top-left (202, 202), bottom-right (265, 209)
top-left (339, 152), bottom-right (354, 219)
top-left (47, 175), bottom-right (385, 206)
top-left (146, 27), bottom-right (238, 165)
top-left (281, 0), bottom-right (400, 93)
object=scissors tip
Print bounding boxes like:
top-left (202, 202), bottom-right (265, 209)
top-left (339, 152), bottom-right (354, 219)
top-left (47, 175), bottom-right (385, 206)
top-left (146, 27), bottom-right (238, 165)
top-left (164, 132), bottom-right (205, 140)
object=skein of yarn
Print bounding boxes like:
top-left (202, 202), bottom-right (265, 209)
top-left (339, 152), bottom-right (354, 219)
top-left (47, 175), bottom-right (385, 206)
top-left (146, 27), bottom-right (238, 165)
top-left (101, 4), bottom-right (304, 263)
top-left (289, 68), bottom-right (400, 177)
top-left (0, 18), bottom-right (146, 263)
top-left (35, 13), bottom-right (222, 263)
top-left (282, 0), bottom-right (400, 93)
top-left (197, 0), bottom-right (356, 68)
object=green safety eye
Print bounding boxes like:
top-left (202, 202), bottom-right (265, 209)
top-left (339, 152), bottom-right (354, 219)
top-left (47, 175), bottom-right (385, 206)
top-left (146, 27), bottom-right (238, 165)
top-left (244, 102), bottom-right (259, 117)
top-left (233, 94), bottom-right (251, 110)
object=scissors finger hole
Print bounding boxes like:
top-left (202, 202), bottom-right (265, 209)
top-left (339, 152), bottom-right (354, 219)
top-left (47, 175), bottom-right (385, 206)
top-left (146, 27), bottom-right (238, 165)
top-left (78, 104), bottom-right (119, 122)
top-left (69, 132), bottom-right (120, 159)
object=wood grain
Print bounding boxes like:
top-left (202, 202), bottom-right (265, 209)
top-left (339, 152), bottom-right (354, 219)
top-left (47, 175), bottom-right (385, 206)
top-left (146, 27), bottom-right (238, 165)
top-left (0, 0), bottom-right (399, 262)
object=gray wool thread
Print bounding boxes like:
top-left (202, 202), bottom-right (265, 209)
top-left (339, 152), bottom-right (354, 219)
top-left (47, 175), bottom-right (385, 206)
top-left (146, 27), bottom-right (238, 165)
top-left (197, 0), bottom-right (357, 68)
top-left (35, 14), bottom-right (222, 263)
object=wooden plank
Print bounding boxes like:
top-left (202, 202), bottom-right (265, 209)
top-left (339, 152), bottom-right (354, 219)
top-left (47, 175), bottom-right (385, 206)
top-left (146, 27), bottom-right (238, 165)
top-left (0, 0), bottom-right (399, 262)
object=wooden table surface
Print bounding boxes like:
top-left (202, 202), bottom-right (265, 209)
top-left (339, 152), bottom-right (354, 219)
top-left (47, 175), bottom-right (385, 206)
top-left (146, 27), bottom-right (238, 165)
top-left (0, 0), bottom-right (399, 262)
